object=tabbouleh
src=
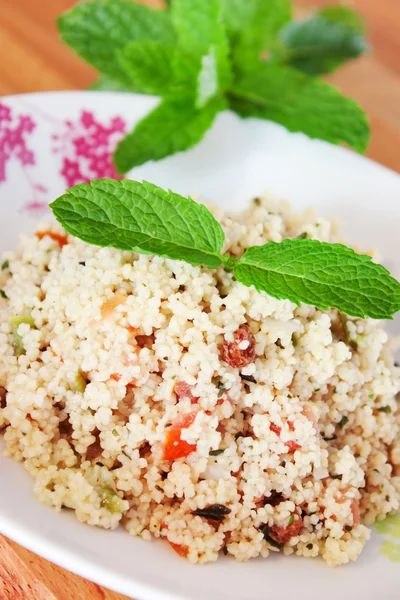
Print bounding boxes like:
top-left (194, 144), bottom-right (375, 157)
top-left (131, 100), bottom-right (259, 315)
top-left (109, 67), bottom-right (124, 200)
top-left (0, 196), bottom-right (399, 566)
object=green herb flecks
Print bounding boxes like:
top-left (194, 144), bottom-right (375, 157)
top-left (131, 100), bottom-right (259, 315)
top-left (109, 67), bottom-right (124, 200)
top-left (338, 416), bottom-right (349, 430)
top-left (51, 179), bottom-right (400, 320)
top-left (1, 260), bottom-right (9, 270)
top-left (10, 314), bottom-right (36, 357)
top-left (378, 406), bottom-right (392, 414)
top-left (58, 0), bottom-right (370, 173)
top-left (71, 370), bottom-right (87, 393)
top-left (0, 290), bottom-right (8, 299)
top-left (261, 524), bottom-right (283, 550)
top-left (99, 485), bottom-right (126, 513)
top-left (210, 448), bottom-right (225, 456)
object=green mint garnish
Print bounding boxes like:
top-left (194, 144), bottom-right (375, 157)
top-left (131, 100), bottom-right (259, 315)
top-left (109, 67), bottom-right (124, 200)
top-left (229, 63), bottom-right (369, 153)
top-left (221, 0), bottom-right (292, 69)
top-left (273, 6), bottom-right (368, 76)
top-left (233, 238), bottom-right (400, 319)
top-left (58, 0), bottom-right (175, 87)
top-left (50, 179), bottom-right (400, 321)
top-left (58, 0), bottom-right (370, 173)
top-left (117, 41), bottom-right (176, 96)
top-left (114, 95), bottom-right (226, 173)
top-left (50, 179), bottom-right (225, 269)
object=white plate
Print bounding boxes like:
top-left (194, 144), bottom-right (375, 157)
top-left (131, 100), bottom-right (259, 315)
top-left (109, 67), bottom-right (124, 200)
top-left (0, 91), bottom-right (399, 600)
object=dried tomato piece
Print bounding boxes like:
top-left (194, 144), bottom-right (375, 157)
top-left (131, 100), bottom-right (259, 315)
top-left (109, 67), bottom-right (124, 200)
top-left (270, 514), bottom-right (303, 544)
top-left (220, 324), bottom-right (256, 368)
top-left (0, 387), bottom-right (6, 409)
top-left (175, 381), bottom-right (199, 404)
top-left (86, 429), bottom-right (103, 461)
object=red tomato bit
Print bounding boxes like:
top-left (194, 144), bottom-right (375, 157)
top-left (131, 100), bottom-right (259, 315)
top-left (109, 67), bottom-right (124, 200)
top-left (168, 540), bottom-right (189, 558)
top-left (270, 514), bottom-right (303, 544)
top-left (220, 324), bottom-right (256, 368)
top-left (163, 412), bottom-right (197, 461)
top-left (175, 381), bottom-right (199, 404)
top-left (36, 230), bottom-right (68, 248)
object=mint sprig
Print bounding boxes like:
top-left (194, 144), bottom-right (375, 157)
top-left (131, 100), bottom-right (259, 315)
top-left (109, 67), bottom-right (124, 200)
top-left (114, 95), bottom-right (226, 173)
top-left (58, 1), bottom-right (175, 86)
top-left (50, 179), bottom-right (400, 320)
top-left (228, 63), bottom-right (369, 153)
top-left (50, 179), bottom-right (225, 269)
top-left (273, 6), bottom-right (368, 75)
top-left (58, 0), bottom-right (370, 174)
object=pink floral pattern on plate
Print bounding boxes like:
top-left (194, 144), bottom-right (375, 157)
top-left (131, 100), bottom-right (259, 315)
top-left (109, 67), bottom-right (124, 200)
top-left (53, 110), bottom-right (127, 188)
top-left (0, 102), bottom-right (36, 183)
top-left (0, 102), bottom-right (127, 217)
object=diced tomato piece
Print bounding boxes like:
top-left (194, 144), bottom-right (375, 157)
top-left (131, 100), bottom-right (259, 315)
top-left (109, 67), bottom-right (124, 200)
top-left (220, 324), bottom-right (256, 368)
top-left (168, 540), bottom-right (188, 558)
top-left (288, 420), bottom-right (295, 432)
top-left (163, 413), bottom-right (197, 461)
top-left (175, 381), bottom-right (199, 404)
top-left (111, 373), bottom-right (122, 382)
top-left (271, 514), bottom-right (303, 544)
top-left (36, 230), bottom-right (68, 248)
top-left (285, 440), bottom-right (301, 452)
top-left (126, 326), bottom-right (137, 334)
top-left (270, 423), bottom-right (281, 437)
top-left (270, 422), bottom-right (300, 452)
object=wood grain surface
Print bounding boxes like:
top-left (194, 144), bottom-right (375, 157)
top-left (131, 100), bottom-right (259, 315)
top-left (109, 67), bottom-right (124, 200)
top-left (0, 1), bottom-right (399, 599)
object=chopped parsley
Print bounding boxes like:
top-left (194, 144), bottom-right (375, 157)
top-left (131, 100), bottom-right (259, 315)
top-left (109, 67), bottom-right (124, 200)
top-left (378, 406), bottom-right (392, 414)
top-left (240, 373), bottom-right (257, 384)
top-left (338, 416), bottom-right (349, 430)
top-left (209, 449), bottom-right (225, 456)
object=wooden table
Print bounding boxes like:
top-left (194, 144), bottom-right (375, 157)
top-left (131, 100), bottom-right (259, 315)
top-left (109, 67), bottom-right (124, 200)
top-left (0, 1), bottom-right (399, 599)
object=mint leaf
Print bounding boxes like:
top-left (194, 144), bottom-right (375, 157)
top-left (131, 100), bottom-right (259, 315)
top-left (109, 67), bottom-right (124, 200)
top-left (275, 9), bottom-right (368, 75)
top-left (114, 95), bottom-right (226, 174)
top-left (319, 6), bottom-right (365, 34)
top-left (221, 0), bottom-right (291, 67)
top-left (233, 239), bottom-right (400, 319)
top-left (196, 47), bottom-right (219, 108)
top-left (229, 63), bottom-right (369, 152)
top-left (89, 75), bottom-right (140, 93)
top-left (117, 41), bottom-right (175, 95)
top-left (50, 180), bottom-right (225, 269)
top-left (172, 0), bottom-right (231, 90)
top-left (58, 0), bottom-right (175, 84)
